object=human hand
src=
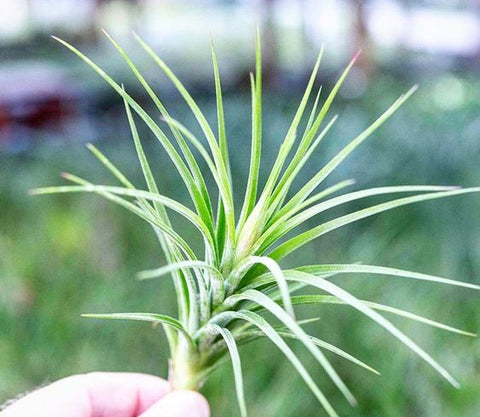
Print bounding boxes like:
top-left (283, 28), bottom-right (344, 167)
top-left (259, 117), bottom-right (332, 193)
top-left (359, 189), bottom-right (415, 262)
top-left (0, 372), bottom-right (209, 417)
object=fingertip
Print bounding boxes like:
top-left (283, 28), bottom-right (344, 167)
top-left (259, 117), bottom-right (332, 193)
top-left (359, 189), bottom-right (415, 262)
top-left (140, 390), bottom-right (210, 417)
top-left (175, 391), bottom-right (210, 417)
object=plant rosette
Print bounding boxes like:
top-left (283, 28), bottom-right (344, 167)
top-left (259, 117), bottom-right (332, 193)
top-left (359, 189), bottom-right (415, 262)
top-left (32, 31), bottom-right (480, 417)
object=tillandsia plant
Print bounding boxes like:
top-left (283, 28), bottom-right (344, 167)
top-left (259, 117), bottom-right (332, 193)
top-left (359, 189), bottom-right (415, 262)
top-left (31, 31), bottom-right (480, 417)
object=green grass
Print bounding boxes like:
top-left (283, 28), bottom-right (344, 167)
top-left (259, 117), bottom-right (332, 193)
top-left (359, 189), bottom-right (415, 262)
top-left (2, 34), bottom-right (480, 416)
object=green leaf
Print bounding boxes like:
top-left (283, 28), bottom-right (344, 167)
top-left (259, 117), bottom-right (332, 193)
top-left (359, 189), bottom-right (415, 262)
top-left (121, 95), bottom-right (194, 326)
top-left (238, 329), bottom-right (380, 375)
top-left (266, 178), bottom-right (356, 228)
top-left (260, 47), bottom-right (324, 201)
top-left (105, 31), bottom-right (212, 211)
top-left (226, 290), bottom-right (357, 406)
top-left (86, 143), bottom-right (135, 189)
top-left (82, 141), bottom-right (192, 325)
top-left (133, 33), bottom-right (236, 260)
top-left (208, 325), bottom-right (247, 417)
top-left (304, 86), bottom-right (323, 135)
top-left (240, 270), bottom-right (338, 292)
top-left (52, 36), bottom-right (215, 242)
top-left (279, 86), bottom-right (418, 217)
top-left (210, 310), bottom-right (339, 417)
top-left (211, 38), bottom-right (230, 260)
top-left (298, 263), bottom-right (480, 291)
top-left (228, 256), bottom-right (295, 319)
top-left (138, 261), bottom-right (221, 281)
top-left (283, 271), bottom-right (461, 388)
top-left (238, 30), bottom-right (263, 229)
top-left (82, 312), bottom-right (195, 349)
top-left (210, 39), bottom-right (230, 177)
top-left (160, 115), bottom-right (231, 214)
top-left (268, 51), bottom-right (359, 212)
top-left (305, 51), bottom-right (360, 143)
top-left (270, 187), bottom-right (480, 261)
top-left (288, 295), bottom-right (476, 336)
top-left (104, 32), bottom-right (215, 231)
top-left (268, 115), bottom-right (339, 216)
top-left (224, 313), bottom-right (320, 341)
top-left (120, 89), bottom-right (177, 222)
top-left (57, 172), bottom-right (198, 329)
top-left (260, 185), bottom-right (457, 253)
top-left (53, 175), bottom-right (196, 260)
top-left (31, 184), bottom-right (214, 249)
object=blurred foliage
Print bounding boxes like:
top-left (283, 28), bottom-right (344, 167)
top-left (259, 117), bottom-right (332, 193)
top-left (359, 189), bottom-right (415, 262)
top-left (1, 75), bottom-right (480, 416)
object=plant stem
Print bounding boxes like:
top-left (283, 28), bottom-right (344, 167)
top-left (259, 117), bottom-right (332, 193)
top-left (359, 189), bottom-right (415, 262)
top-left (169, 343), bottom-right (203, 390)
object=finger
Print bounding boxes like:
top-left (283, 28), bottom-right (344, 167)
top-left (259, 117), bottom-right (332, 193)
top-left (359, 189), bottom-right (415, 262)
top-left (139, 390), bottom-right (210, 417)
top-left (83, 372), bottom-right (171, 416)
top-left (1, 372), bottom-right (170, 417)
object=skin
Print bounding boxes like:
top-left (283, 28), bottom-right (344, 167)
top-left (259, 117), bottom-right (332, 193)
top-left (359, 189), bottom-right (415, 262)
top-left (0, 372), bottom-right (210, 417)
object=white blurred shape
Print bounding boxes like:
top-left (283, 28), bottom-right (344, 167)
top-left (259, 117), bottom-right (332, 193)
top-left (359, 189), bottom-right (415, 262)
top-left (275, 0), bottom-right (302, 28)
top-left (432, 75), bottom-right (466, 111)
top-left (405, 8), bottom-right (480, 56)
top-left (303, 0), bottom-right (353, 61)
top-left (367, 0), bottom-right (407, 47)
top-left (340, 67), bottom-right (368, 99)
top-left (0, 0), bottom-right (29, 40)
top-left (29, 0), bottom-right (96, 32)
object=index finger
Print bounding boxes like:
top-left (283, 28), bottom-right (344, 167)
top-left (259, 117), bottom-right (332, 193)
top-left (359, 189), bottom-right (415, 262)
top-left (1, 372), bottom-right (171, 417)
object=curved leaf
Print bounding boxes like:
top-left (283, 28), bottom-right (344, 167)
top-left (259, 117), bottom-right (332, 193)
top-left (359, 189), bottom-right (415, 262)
top-left (298, 263), bottom-right (480, 291)
top-left (283, 271), bottom-right (461, 387)
top-left (82, 312), bottom-right (195, 349)
top-left (226, 290), bottom-right (357, 406)
top-left (270, 187), bottom-right (480, 261)
top-left (237, 329), bottom-right (380, 375)
top-left (210, 310), bottom-right (339, 417)
top-left (208, 324), bottom-right (247, 417)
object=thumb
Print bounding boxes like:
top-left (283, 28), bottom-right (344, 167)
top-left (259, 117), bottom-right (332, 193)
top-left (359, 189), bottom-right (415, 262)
top-left (139, 390), bottom-right (210, 417)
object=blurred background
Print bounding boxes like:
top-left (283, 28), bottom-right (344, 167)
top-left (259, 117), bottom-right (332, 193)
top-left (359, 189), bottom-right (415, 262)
top-left (1, 0), bottom-right (480, 416)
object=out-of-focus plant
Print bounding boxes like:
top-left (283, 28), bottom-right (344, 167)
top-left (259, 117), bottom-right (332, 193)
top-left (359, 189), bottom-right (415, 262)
top-left (32, 31), bottom-right (480, 417)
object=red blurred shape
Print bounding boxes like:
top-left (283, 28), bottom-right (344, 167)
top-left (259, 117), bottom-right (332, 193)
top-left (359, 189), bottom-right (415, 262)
top-left (0, 62), bottom-right (79, 143)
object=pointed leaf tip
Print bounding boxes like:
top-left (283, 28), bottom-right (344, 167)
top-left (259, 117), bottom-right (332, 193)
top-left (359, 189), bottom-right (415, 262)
top-left (352, 49), bottom-right (362, 63)
top-left (407, 84), bottom-right (420, 95)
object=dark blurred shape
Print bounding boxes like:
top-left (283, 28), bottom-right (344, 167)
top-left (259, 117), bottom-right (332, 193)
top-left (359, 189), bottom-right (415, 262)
top-left (0, 62), bottom-right (80, 151)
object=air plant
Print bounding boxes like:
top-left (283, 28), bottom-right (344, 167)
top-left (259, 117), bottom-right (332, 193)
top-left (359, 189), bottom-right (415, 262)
top-left (31, 31), bottom-right (480, 417)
